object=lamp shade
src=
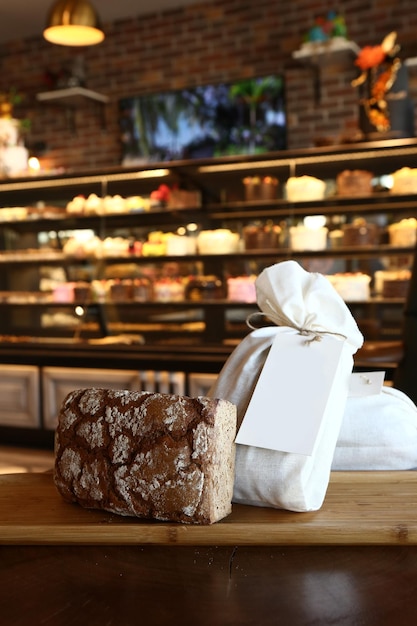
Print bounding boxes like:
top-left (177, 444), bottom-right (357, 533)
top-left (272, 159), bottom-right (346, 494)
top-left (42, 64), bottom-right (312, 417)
top-left (43, 0), bottom-right (104, 46)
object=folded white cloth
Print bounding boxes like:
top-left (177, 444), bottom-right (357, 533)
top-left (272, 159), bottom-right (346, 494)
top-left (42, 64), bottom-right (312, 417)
top-left (333, 386), bottom-right (417, 470)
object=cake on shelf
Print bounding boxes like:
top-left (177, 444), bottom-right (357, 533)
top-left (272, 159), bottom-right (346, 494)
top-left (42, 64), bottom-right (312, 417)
top-left (374, 269), bottom-right (411, 298)
top-left (153, 278), bottom-right (185, 302)
top-left (227, 276), bottom-right (257, 303)
top-left (390, 167), bottom-right (417, 194)
top-left (388, 218), bottom-right (417, 247)
top-left (328, 229), bottom-right (344, 249)
top-left (342, 219), bottom-right (379, 246)
top-left (286, 175), bottom-right (326, 202)
top-left (326, 273), bottom-right (371, 302)
top-left (243, 176), bottom-right (278, 201)
top-left (131, 278), bottom-right (152, 302)
top-left (336, 170), bottom-right (373, 196)
top-left (186, 276), bottom-right (224, 301)
top-left (290, 216), bottom-right (328, 251)
top-left (243, 223), bottom-right (281, 249)
top-left (197, 229), bottom-right (240, 254)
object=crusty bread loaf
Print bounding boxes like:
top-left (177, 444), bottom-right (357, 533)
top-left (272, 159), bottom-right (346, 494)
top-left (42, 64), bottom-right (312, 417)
top-left (54, 388), bottom-right (237, 524)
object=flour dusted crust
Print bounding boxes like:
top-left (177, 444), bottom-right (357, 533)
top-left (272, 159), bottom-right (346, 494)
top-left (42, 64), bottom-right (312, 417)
top-left (54, 388), bottom-right (237, 524)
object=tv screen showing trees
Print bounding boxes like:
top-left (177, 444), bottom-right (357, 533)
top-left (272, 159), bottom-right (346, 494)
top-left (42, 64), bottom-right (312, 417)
top-left (119, 75), bottom-right (286, 163)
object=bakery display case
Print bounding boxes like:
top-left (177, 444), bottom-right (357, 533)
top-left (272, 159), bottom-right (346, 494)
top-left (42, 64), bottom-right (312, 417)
top-left (1, 137), bottom-right (417, 442)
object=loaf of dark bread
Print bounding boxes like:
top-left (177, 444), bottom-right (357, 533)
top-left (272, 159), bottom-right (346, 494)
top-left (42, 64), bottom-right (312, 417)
top-left (54, 388), bottom-right (237, 524)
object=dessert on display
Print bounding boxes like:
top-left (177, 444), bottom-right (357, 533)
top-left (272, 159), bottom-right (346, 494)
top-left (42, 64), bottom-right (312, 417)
top-left (336, 170), bottom-right (374, 196)
top-left (62, 235), bottom-right (130, 259)
top-left (388, 218), bottom-right (417, 247)
top-left (165, 234), bottom-right (197, 256)
top-left (328, 228), bottom-right (344, 249)
top-left (153, 277), bottom-right (186, 302)
top-left (374, 269), bottom-right (411, 298)
top-left (132, 277), bottom-right (153, 302)
top-left (84, 193), bottom-right (104, 215)
top-left (102, 194), bottom-right (127, 214)
top-left (197, 229), bottom-right (240, 254)
top-left (390, 167), bottom-right (417, 194)
top-left (108, 279), bottom-right (133, 302)
top-left (243, 222), bottom-right (281, 249)
top-left (289, 215), bottom-right (328, 251)
top-left (186, 276), bottom-right (224, 301)
top-left (52, 282), bottom-right (75, 303)
top-left (150, 183), bottom-right (201, 209)
top-left (0, 206), bottom-right (28, 222)
top-left (326, 272), bottom-right (371, 302)
top-left (73, 282), bottom-right (91, 302)
top-left (286, 175), bottom-right (326, 202)
top-left (227, 275), bottom-right (257, 303)
top-left (243, 176), bottom-right (278, 201)
top-left (342, 218), bottom-right (379, 246)
top-left (66, 193), bottom-right (152, 215)
top-left (66, 195), bottom-right (86, 214)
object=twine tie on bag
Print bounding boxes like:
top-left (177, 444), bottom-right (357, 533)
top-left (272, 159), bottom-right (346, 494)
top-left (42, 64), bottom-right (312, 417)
top-left (246, 307), bottom-right (347, 345)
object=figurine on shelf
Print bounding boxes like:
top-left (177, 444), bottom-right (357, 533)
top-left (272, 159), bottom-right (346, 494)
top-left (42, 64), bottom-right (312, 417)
top-left (305, 11), bottom-right (347, 44)
top-left (292, 11), bottom-right (353, 60)
top-left (352, 31), bottom-right (402, 132)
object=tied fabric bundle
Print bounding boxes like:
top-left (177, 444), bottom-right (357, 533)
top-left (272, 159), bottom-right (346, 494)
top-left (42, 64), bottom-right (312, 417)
top-left (210, 260), bottom-right (364, 512)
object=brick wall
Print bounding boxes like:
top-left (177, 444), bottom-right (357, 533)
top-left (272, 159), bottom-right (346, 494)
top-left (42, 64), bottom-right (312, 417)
top-left (1, 0), bottom-right (417, 172)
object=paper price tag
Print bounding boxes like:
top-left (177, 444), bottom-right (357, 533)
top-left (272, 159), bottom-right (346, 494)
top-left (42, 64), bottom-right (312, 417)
top-left (235, 329), bottom-right (345, 456)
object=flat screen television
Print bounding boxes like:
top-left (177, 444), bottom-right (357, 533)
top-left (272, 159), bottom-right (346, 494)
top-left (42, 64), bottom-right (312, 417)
top-left (119, 74), bottom-right (286, 164)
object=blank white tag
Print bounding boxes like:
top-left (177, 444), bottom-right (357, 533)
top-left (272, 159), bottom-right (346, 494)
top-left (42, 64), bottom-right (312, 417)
top-left (349, 371), bottom-right (385, 396)
top-left (235, 329), bottom-right (345, 456)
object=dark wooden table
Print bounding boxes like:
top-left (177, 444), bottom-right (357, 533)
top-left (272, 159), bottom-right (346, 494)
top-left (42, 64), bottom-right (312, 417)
top-left (2, 543), bottom-right (417, 625)
top-left (2, 472), bottom-right (417, 625)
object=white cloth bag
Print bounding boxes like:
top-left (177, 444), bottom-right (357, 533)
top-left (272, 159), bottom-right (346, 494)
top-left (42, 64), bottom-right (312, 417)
top-left (333, 386), bottom-right (417, 470)
top-left (210, 261), bottom-right (364, 512)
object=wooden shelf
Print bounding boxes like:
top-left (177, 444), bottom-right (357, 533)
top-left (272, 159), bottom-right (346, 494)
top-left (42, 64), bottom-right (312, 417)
top-left (36, 87), bottom-right (109, 130)
top-left (292, 39), bottom-right (360, 62)
top-left (36, 87), bottom-right (109, 106)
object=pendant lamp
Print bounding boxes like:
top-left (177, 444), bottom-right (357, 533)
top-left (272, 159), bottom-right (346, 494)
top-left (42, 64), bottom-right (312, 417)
top-left (43, 0), bottom-right (105, 46)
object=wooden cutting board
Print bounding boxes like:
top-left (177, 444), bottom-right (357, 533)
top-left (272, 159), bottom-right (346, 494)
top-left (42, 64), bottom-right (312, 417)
top-left (1, 471), bottom-right (417, 546)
